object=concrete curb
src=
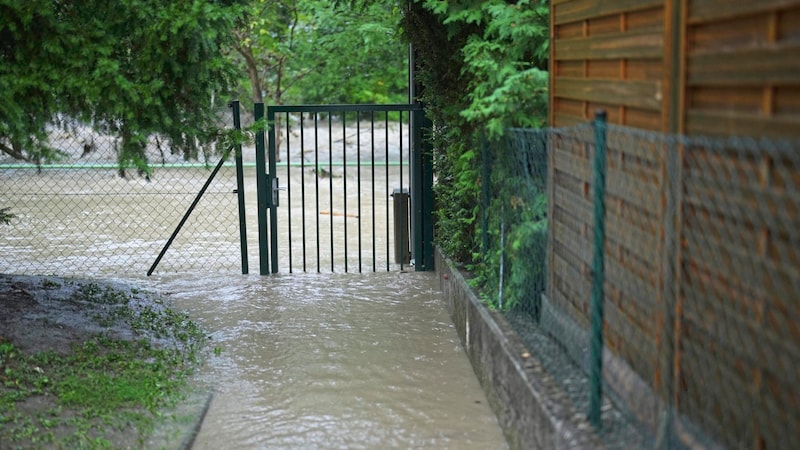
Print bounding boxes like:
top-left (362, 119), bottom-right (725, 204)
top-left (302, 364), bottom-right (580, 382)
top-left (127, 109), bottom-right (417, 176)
top-left (435, 248), bottom-right (605, 450)
top-left (145, 384), bottom-right (213, 450)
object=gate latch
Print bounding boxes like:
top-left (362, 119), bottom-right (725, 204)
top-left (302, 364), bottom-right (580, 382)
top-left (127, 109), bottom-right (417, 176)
top-left (271, 177), bottom-right (285, 207)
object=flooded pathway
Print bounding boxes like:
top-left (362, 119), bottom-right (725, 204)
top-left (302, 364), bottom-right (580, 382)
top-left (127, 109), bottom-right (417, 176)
top-left (153, 271), bottom-right (507, 449)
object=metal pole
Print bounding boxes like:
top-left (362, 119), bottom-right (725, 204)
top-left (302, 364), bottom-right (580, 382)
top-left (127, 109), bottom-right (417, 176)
top-left (588, 109), bottom-right (608, 427)
top-left (230, 101), bottom-right (248, 274)
top-left (147, 147), bottom-right (233, 276)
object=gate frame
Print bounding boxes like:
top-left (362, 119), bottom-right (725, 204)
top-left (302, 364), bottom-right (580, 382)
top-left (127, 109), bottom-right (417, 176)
top-left (254, 103), bottom-right (433, 274)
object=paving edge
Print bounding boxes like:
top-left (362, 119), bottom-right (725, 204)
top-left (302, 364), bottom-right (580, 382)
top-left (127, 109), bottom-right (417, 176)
top-left (145, 380), bottom-right (214, 450)
top-left (435, 248), bottom-right (605, 450)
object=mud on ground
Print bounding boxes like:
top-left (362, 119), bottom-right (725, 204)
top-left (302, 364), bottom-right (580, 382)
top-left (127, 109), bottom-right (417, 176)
top-left (0, 273), bottom-right (211, 449)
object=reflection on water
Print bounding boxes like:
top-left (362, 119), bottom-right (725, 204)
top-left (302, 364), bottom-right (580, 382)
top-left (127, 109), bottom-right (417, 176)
top-left (152, 271), bottom-right (507, 449)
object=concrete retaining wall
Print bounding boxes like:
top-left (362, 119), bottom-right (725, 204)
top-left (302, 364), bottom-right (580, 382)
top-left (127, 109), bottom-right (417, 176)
top-left (435, 248), bottom-right (603, 449)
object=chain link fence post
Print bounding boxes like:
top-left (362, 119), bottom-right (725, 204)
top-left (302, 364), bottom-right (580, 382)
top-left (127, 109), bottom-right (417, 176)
top-left (588, 110), bottom-right (608, 427)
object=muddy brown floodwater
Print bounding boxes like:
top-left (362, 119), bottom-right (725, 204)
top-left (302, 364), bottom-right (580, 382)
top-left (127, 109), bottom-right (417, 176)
top-left (2, 127), bottom-right (508, 447)
top-left (152, 271), bottom-right (508, 449)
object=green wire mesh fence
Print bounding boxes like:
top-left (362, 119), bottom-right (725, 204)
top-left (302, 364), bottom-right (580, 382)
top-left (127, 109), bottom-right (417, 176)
top-left (0, 108), bottom-right (246, 278)
top-left (480, 118), bottom-right (800, 449)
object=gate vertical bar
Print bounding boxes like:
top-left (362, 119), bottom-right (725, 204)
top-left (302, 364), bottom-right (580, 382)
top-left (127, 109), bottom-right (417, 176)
top-left (314, 113), bottom-right (321, 273)
top-left (384, 113), bottom-right (390, 271)
top-left (267, 106), bottom-right (279, 274)
top-left (329, 115), bottom-right (334, 272)
top-left (230, 100), bottom-right (248, 274)
top-left (300, 121), bottom-right (307, 272)
top-left (285, 112), bottom-right (293, 273)
top-left (255, 103), bottom-right (270, 275)
top-left (588, 109), bottom-right (608, 427)
top-left (343, 115), bottom-right (348, 272)
top-left (370, 111), bottom-right (376, 272)
top-left (357, 114), bottom-right (363, 272)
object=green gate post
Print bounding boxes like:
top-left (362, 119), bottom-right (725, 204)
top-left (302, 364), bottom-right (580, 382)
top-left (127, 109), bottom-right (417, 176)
top-left (588, 110), bottom-right (608, 427)
top-left (421, 108), bottom-right (435, 271)
top-left (230, 100), bottom-right (248, 274)
top-left (266, 107), bottom-right (279, 274)
top-left (410, 104), bottom-right (434, 271)
top-left (255, 103), bottom-right (270, 275)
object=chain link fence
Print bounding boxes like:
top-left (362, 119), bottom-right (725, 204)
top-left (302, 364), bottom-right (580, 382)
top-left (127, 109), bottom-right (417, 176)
top-left (0, 108), bottom-right (249, 278)
top-left (479, 117), bottom-right (800, 449)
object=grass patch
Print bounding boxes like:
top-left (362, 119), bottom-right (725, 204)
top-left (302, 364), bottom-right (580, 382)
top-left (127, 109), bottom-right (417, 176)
top-left (0, 281), bottom-right (207, 448)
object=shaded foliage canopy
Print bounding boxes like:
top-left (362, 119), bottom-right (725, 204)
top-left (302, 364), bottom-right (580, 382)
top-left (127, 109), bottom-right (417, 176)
top-left (0, 0), bottom-right (244, 173)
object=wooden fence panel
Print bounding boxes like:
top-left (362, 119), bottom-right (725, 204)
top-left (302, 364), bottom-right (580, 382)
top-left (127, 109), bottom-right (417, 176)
top-left (549, 1), bottom-right (800, 446)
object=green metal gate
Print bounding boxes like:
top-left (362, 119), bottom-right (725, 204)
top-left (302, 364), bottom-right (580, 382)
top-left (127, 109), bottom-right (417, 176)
top-left (255, 103), bottom-right (433, 274)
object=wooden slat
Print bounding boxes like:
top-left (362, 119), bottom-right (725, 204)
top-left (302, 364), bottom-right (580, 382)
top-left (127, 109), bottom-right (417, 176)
top-left (554, 0), bottom-right (664, 25)
top-left (627, 59), bottom-right (665, 81)
top-left (587, 60), bottom-right (622, 79)
top-left (555, 60), bottom-right (585, 77)
top-left (688, 0), bottom-right (800, 24)
top-left (679, 330), bottom-right (761, 440)
top-left (680, 311), bottom-right (800, 437)
top-left (554, 184), bottom-right (592, 222)
top-left (688, 14), bottom-right (770, 58)
top-left (685, 110), bottom-right (800, 139)
top-left (553, 238), bottom-right (593, 278)
top-left (553, 221), bottom-right (591, 265)
top-left (687, 45), bottom-right (800, 85)
top-left (682, 157), bottom-right (760, 189)
top-left (602, 317), bottom-right (657, 381)
top-left (604, 306), bottom-right (658, 357)
top-left (627, 6), bottom-right (665, 31)
top-left (779, 7), bottom-right (800, 41)
top-left (554, 180), bottom-right (662, 268)
top-left (608, 198), bottom-right (662, 236)
top-left (553, 251), bottom-right (589, 297)
top-left (555, 21), bottom-right (585, 39)
top-left (553, 112), bottom-right (588, 127)
top-left (606, 129), bottom-right (665, 165)
top-left (554, 98), bottom-right (586, 120)
top-left (681, 250), bottom-right (765, 322)
top-left (606, 168), bottom-right (662, 213)
top-left (774, 85), bottom-right (800, 115)
top-left (682, 280), bottom-right (800, 380)
top-left (551, 278), bottom-right (590, 326)
top-left (606, 254), bottom-right (659, 308)
top-left (554, 148), bottom-right (592, 180)
top-left (555, 30), bottom-right (663, 60)
top-left (554, 188), bottom-right (662, 237)
top-left (683, 175), bottom-right (800, 220)
top-left (689, 86), bottom-right (763, 113)
top-left (607, 213), bottom-right (662, 268)
top-left (553, 203), bottom-right (588, 237)
top-left (624, 107), bottom-right (664, 130)
top-left (552, 250), bottom-right (591, 310)
top-left (605, 288), bottom-right (659, 344)
top-left (554, 169), bottom-right (590, 203)
top-left (682, 219), bottom-right (800, 299)
top-left (555, 78), bottom-right (663, 110)
top-left (588, 14), bottom-right (625, 36)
